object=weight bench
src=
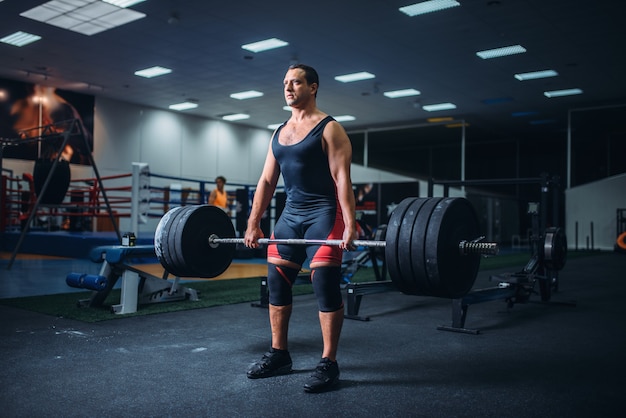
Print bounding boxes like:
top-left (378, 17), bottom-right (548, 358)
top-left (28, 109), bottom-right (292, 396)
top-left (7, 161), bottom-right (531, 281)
top-left (67, 244), bottom-right (198, 314)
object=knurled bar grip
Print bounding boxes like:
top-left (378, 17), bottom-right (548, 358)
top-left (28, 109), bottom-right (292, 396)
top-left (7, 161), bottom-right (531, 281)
top-left (208, 234), bottom-right (499, 255)
top-left (208, 234), bottom-right (386, 248)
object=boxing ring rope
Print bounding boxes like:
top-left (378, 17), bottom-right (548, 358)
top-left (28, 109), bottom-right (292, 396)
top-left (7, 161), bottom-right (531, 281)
top-left (3, 119), bottom-right (120, 269)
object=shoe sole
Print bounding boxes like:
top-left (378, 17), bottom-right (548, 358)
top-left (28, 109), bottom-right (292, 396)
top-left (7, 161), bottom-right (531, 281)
top-left (303, 377), bottom-right (339, 393)
top-left (247, 364), bottom-right (293, 379)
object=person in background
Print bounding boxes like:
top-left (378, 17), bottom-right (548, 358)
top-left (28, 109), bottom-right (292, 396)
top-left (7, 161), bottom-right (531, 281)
top-left (208, 176), bottom-right (228, 211)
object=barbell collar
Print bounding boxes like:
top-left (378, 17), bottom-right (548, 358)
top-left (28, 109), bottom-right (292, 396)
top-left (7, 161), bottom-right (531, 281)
top-left (458, 240), bottom-right (499, 256)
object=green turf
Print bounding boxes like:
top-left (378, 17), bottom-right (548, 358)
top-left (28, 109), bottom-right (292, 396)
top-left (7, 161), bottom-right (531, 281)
top-left (0, 250), bottom-right (603, 322)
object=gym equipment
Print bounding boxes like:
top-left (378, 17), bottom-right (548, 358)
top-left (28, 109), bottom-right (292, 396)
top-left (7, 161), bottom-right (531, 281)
top-left (68, 245), bottom-right (198, 314)
top-left (438, 201), bottom-right (572, 334)
top-left (66, 273), bottom-right (108, 291)
top-left (154, 197), bottom-right (499, 299)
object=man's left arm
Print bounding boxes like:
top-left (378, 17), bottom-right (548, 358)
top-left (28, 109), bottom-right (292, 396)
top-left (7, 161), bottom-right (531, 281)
top-left (325, 121), bottom-right (357, 249)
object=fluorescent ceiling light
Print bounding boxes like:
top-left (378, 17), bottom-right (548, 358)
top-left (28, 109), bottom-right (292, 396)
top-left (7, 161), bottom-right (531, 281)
top-left (268, 123), bottom-right (283, 130)
top-left (334, 115), bottom-right (356, 122)
top-left (422, 103), bottom-right (456, 112)
top-left (0, 31), bottom-right (41, 47)
top-left (103, 0), bottom-right (147, 7)
top-left (283, 106), bottom-right (292, 111)
top-left (476, 45), bottom-right (526, 59)
top-left (223, 113), bottom-right (251, 121)
top-left (334, 72), bottom-right (375, 83)
top-left (544, 88), bottom-right (583, 98)
top-left (169, 101), bottom-right (198, 111)
top-left (383, 89), bottom-right (421, 98)
top-left (241, 38), bottom-right (289, 53)
top-left (399, 0), bottom-right (460, 17)
top-left (514, 70), bottom-right (558, 81)
top-left (230, 90), bottom-right (264, 100)
top-left (20, 0), bottom-right (146, 36)
top-left (134, 66), bottom-right (172, 78)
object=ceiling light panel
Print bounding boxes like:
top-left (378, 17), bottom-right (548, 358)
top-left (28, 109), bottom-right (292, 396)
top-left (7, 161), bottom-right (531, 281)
top-left (20, 0), bottom-right (146, 36)
top-left (422, 103), bottom-right (457, 112)
top-left (230, 90), bottom-right (264, 100)
top-left (0, 31), bottom-right (42, 47)
top-left (399, 0), bottom-right (460, 17)
top-left (134, 66), bottom-right (172, 78)
top-left (514, 70), bottom-right (558, 81)
top-left (223, 113), bottom-right (251, 121)
top-left (544, 88), bottom-right (583, 98)
top-left (476, 45), bottom-right (526, 59)
top-left (103, 0), bottom-right (147, 7)
top-left (241, 38), bottom-right (289, 53)
top-left (383, 89), bottom-right (421, 98)
top-left (334, 72), bottom-right (376, 83)
top-left (169, 102), bottom-right (198, 111)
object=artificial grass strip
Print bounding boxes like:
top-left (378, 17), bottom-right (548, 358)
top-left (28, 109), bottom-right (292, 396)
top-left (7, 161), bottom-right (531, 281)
top-left (0, 276), bottom-right (313, 323)
top-left (0, 251), bottom-right (602, 323)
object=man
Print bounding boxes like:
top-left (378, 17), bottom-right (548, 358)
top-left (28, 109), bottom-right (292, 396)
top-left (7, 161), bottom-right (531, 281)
top-left (244, 64), bottom-right (356, 393)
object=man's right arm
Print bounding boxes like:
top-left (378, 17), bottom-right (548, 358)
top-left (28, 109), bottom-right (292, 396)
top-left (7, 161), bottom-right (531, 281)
top-left (244, 141), bottom-right (280, 248)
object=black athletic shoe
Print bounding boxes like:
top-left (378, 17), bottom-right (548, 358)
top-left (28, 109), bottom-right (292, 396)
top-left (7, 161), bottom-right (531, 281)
top-left (303, 358), bottom-right (340, 393)
top-left (247, 348), bottom-right (293, 379)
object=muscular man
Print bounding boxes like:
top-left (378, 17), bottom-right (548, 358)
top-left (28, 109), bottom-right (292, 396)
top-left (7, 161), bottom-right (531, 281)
top-left (244, 64), bottom-right (356, 393)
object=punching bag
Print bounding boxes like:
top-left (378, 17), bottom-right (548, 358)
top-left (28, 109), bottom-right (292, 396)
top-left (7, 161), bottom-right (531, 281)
top-left (33, 158), bottom-right (71, 204)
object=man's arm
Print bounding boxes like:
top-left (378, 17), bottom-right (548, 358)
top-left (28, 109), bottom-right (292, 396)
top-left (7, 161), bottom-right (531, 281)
top-left (244, 140), bottom-right (281, 248)
top-left (208, 189), bottom-right (217, 205)
top-left (324, 121), bottom-right (357, 249)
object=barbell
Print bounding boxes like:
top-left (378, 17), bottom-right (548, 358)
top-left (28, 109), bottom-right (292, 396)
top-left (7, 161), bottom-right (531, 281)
top-left (154, 197), bottom-right (499, 299)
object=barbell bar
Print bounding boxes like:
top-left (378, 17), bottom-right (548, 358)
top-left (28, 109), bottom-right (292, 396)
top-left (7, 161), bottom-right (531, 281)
top-left (154, 197), bottom-right (499, 298)
top-left (207, 234), bottom-right (498, 256)
top-left (209, 235), bottom-right (386, 248)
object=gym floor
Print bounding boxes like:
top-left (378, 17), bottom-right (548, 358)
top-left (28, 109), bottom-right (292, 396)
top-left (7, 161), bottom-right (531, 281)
top-left (1, 251), bottom-right (624, 417)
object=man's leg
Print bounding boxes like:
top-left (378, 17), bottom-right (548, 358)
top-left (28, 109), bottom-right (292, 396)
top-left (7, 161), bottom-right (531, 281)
top-left (247, 262), bottom-right (299, 379)
top-left (319, 307), bottom-right (344, 361)
top-left (304, 265), bottom-right (343, 392)
top-left (270, 304), bottom-right (292, 350)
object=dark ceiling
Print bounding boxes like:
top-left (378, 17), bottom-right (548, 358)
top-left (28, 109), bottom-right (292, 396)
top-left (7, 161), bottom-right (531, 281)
top-left (1, 0), bottom-right (625, 138)
top-left (1, 0), bottom-right (626, 196)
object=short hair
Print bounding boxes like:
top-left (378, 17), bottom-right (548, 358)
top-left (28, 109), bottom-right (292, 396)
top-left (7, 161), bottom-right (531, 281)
top-left (288, 64), bottom-right (319, 96)
top-left (215, 176), bottom-right (226, 183)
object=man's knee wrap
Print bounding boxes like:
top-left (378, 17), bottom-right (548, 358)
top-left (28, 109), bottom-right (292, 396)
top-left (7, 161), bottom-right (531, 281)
top-left (268, 264), bottom-right (300, 306)
top-left (311, 266), bottom-right (343, 312)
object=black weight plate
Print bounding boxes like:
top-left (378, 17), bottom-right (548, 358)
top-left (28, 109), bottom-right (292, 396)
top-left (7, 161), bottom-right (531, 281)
top-left (409, 198), bottom-right (443, 295)
top-left (395, 198), bottom-right (428, 295)
top-left (544, 227), bottom-right (567, 271)
top-left (154, 206), bottom-right (186, 275)
top-left (179, 205), bottom-right (236, 277)
top-left (424, 198), bottom-right (481, 298)
top-left (169, 206), bottom-right (198, 276)
top-left (385, 197), bottom-right (417, 291)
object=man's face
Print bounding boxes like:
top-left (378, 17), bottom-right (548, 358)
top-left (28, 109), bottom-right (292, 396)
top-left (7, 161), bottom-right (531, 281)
top-left (283, 68), bottom-right (316, 107)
